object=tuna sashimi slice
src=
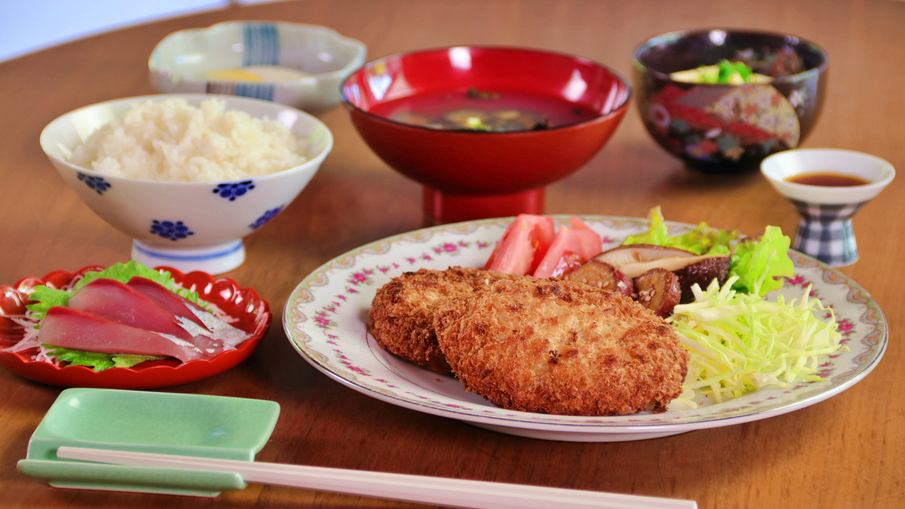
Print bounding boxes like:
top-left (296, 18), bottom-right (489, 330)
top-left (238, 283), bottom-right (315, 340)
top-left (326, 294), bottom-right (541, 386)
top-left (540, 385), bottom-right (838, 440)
top-left (127, 276), bottom-right (207, 328)
top-left (67, 278), bottom-right (192, 340)
top-left (128, 276), bottom-right (250, 349)
top-left (37, 307), bottom-right (212, 362)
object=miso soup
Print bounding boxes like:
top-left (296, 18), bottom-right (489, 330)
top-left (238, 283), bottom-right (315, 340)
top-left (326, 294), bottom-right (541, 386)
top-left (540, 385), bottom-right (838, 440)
top-left (371, 88), bottom-right (600, 132)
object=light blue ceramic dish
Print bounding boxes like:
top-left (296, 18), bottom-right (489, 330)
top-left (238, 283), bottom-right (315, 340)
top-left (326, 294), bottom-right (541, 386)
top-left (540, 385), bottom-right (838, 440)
top-left (150, 21), bottom-right (367, 115)
top-left (18, 388), bottom-right (280, 496)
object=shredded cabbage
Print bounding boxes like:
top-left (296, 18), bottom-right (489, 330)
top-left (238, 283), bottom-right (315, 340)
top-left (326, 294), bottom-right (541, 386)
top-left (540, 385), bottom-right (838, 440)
top-left (668, 276), bottom-right (843, 404)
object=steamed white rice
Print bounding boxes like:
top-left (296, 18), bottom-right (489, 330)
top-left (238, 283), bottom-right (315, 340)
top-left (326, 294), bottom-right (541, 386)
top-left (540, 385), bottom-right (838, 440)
top-left (70, 98), bottom-right (307, 182)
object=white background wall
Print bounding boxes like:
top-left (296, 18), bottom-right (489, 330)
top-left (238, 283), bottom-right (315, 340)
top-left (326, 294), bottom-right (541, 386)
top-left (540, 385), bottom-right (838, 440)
top-left (0, 0), bottom-right (277, 62)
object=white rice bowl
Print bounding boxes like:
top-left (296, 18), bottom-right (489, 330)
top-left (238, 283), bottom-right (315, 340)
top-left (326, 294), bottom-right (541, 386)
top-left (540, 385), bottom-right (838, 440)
top-left (39, 94), bottom-right (333, 274)
top-left (70, 97), bottom-right (308, 182)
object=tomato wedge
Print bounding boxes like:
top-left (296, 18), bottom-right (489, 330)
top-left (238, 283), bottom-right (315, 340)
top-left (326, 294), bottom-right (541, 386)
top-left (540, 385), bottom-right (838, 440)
top-left (483, 215), bottom-right (556, 275)
top-left (532, 217), bottom-right (602, 278)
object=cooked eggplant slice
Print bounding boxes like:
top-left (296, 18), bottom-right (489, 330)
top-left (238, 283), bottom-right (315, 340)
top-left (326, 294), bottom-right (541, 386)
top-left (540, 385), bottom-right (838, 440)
top-left (561, 259), bottom-right (633, 296)
top-left (633, 268), bottom-right (682, 317)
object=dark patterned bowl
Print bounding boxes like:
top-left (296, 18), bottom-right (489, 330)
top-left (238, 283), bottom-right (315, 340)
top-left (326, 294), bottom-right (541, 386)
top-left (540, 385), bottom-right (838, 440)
top-left (634, 29), bottom-right (828, 173)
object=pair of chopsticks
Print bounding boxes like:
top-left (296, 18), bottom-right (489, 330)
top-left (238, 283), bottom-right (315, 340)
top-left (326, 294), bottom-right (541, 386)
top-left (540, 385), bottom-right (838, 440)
top-left (57, 446), bottom-right (697, 509)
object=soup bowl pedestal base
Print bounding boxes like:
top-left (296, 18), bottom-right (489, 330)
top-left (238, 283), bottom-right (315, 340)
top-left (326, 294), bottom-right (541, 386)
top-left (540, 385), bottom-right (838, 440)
top-left (423, 187), bottom-right (544, 224)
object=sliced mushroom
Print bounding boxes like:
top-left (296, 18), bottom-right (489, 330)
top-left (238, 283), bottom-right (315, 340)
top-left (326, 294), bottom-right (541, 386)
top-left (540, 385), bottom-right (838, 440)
top-left (594, 244), bottom-right (730, 303)
top-left (675, 259), bottom-right (732, 303)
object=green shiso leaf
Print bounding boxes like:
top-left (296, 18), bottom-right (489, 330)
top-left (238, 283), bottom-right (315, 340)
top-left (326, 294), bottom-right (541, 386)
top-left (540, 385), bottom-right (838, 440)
top-left (44, 345), bottom-right (164, 371)
top-left (25, 286), bottom-right (71, 320)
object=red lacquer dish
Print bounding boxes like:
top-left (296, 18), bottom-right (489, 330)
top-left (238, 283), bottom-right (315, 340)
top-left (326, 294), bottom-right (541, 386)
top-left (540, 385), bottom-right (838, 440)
top-left (341, 46), bottom-right (632, 223)
top-left (0, 266), bottom-right (270, 389)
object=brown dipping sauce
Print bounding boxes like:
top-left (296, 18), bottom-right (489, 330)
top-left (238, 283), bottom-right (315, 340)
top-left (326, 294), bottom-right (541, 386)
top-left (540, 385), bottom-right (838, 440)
top-left (786, 172), bottom-right (872, 187)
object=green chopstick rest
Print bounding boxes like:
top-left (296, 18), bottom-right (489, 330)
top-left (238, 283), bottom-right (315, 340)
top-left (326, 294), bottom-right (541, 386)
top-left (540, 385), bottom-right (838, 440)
top-left (18, 388), bottom-right (280, 497)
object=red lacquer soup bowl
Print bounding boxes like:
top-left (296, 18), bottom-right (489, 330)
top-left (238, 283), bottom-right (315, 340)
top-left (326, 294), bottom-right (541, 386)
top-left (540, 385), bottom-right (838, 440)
top-left (341, 46), bottom-right (632, 223)
top-left (0, 266), bottom-right (270, 389)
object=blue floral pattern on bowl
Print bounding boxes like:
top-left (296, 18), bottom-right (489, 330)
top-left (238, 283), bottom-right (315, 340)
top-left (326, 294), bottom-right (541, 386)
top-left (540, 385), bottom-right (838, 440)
top-left (250, 205), bottom-right (284, 230)
top-left (213, 181), bottom-right (255, 201)
top-left (77, 173), bottom-right (111, 195)
top-left (150, 220), bottom-right (195, 241)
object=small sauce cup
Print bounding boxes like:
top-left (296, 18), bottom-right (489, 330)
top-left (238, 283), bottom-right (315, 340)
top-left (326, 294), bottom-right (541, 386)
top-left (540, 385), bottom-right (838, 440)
top-left (761, 148), bottom-right (895, 266)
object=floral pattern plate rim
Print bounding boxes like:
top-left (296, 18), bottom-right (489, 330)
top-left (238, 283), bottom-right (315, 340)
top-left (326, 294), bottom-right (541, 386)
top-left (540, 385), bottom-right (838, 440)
top-left (282, 216), bottom-right (887, 442)
top-left (0, 266), bottom-right (271, 389)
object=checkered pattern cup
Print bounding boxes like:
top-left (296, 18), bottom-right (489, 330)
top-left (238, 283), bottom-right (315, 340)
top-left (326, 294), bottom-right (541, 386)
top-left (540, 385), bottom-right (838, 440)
top-left (761, 149), bottom-right (895, 266)
top-left (789, 201), bottom-right (864, 265)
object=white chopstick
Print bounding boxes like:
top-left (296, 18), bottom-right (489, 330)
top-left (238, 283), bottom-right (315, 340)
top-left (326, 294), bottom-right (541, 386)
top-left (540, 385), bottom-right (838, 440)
top-left (57, 446), bottom-right (696, 509)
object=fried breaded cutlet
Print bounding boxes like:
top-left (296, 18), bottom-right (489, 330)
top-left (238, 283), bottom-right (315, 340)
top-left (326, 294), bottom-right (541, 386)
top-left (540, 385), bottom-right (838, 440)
top-left (367, 266), bottom-right (521, 373)
top-left (433, 278), bottom-right (688, 415)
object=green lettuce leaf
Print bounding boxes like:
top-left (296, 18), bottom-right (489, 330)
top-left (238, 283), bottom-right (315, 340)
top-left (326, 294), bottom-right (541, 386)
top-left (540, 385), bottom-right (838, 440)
top-left (44, 346), bottom-right (164, 371)
top-left (623, 206), bottom-right (671, 246)
top-left (624, 207), bottom-right (794, 296)
top-left (623, 206), bottom-right (739, 255)
top-left (730, 226), bottom-right (795, 296)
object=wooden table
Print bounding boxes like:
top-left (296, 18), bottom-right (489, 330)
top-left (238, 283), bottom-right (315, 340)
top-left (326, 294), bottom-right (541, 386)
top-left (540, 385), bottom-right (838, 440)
top-left (1, 1), bottom-right (902, 507)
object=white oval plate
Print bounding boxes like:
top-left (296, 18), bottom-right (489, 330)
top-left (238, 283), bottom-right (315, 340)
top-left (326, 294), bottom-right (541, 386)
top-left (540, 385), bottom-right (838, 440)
top-left (282, 216), bottom-right (887, 442)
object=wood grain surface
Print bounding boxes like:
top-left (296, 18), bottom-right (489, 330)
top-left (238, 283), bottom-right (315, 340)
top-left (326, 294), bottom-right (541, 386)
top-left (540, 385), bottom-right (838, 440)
top-left (0, 1), bottom-right (902, 508)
